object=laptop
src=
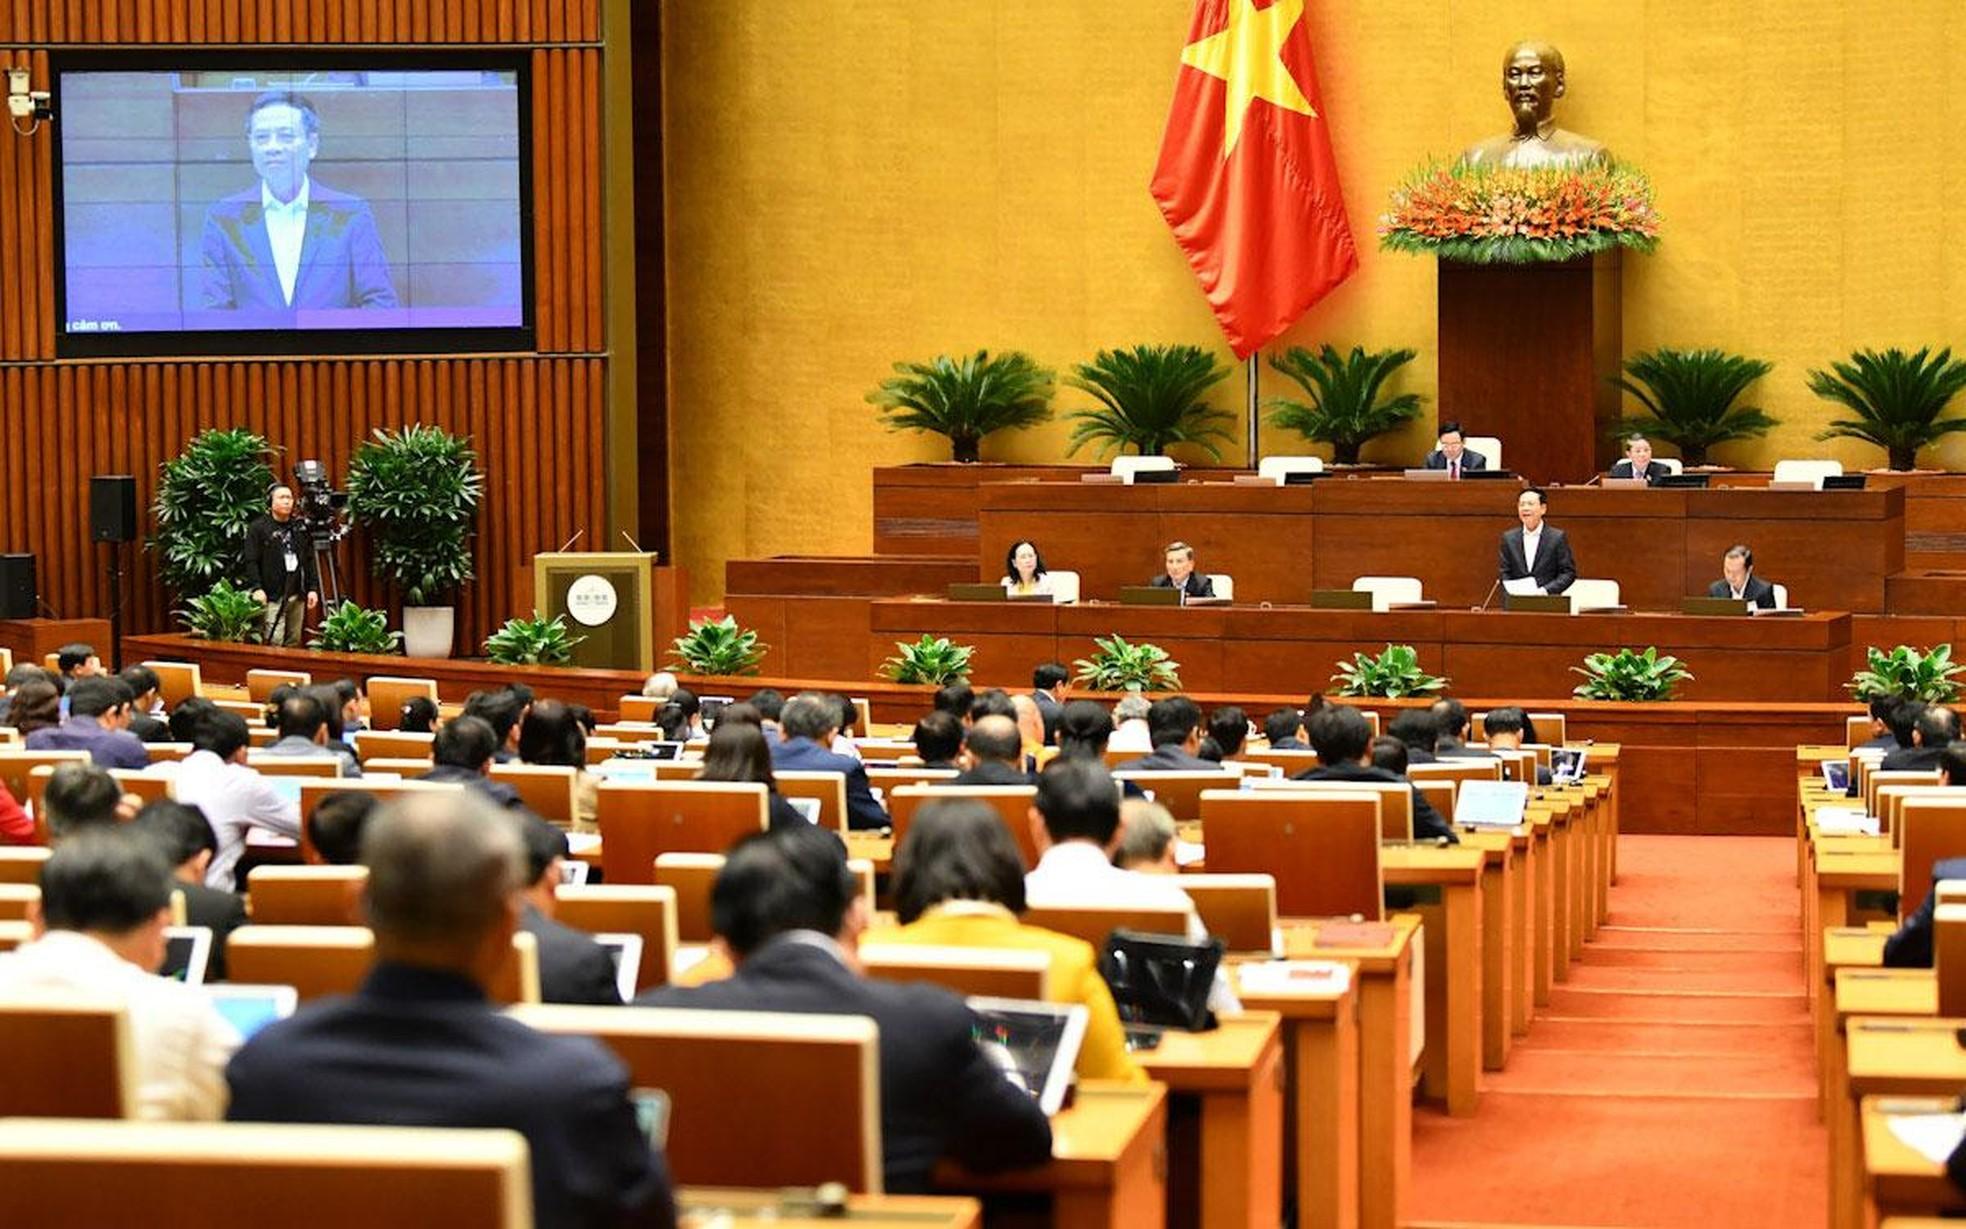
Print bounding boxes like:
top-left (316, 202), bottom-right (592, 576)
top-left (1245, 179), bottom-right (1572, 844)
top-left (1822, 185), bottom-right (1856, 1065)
top-left (1117, 585), bottom-right (1183, 607)
top-left (199, 984), bottom-right (298, 1039)
top-left (699, 697), bottom-right (733, 729)
top-left (634, 741), bottom-right (686, 761)
top-left (1453, 780), bottom-right (1531, 829)
top-left (593, 933), bottom-right (644, 1002)
top-left (158, 926), bottom-right (213, 986)
top-left (1550, 748), bottom-right (1588, 784)
top-left (1130, 467), bottom-right (1179, 484)
top-left (786, 796), bottom-right (823, 825)
top-left (1681, 597), bottom-right (1750, 616)
top-left (966, 997), bottom-right (1089, 1116)
top-left (1459, 469), bottom-right (1518, 480)
top-left (1821, 761), bottom-right (1851, 792)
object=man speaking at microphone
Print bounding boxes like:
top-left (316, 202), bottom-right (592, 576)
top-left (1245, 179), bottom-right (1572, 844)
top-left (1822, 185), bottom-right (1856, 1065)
top-left (240, 484), bottom-right (320, 647)
top-left (1498, 488), bottom-right (1577, 597)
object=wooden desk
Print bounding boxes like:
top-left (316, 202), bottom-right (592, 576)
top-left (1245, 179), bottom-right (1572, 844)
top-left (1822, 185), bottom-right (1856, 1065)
top-left (937, 1082), bottom-right (1167, 1229)
top-left (1842, 1018), bottom-right (1966, 1229)
top-left (1456, 829), bottom-right (1521, 1067)
top-left (680, 1188), bottom-right (982, 1229)
top-left (1382, 843), bottom-right (1485, 1116)
top-left (1831, 975), bottom-right (1939, 1228)
top-left (1136, 1013), bottom-right (1288, 1229)
top-left (1860, 1096), bottom-right (1965, 1222)
top-left (1818, 926), bottom-right (1892, 1117)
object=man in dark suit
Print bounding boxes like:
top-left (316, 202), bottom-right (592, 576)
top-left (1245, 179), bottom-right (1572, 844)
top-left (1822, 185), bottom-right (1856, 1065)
top-left (1291, 705), bottom-right (1457, 843)
top-left (1264, 707), bottom-right (1308, 750)
top-left (516, 819), bottom-right (623, 1007)
top-left (1482, 707), bottom-right (1554, 785)
top-left (952, 716), bottom-right (1036, 786)
top-left (769, 694), bottom-right (888, 830)
top-left (1115, 696), bottom-right (1218, 772)
top-left (199, 91), bottom-right (398, 312)
top-left (1386, 710), bottom-right (1439, 765)
top-left (130, 801), bottom-right (247, 981)
top-left (1031, 663), bottom-right (1069, 745)
top-left (637, 825), bottom-right (1053, 1192)
top-left (1423, 421), bottom-right (1489, 477)
top-left (1883, 705), bottom-right (1959, 772)
top-left (1608, 433), bottom-right (1675, 484)
top-left (225, 793), bottom-right (674, 1229)
top-left (118, 666), bottom-right (172, 743)
top-left (418, 716), bottom-right (528, 811)
top-left (1429, 697), bottom-right (1488, 759)
top-left (1706, 544), bottom-right (1779, 609)
top-left (25, 677), bottom-right (149, 769)
top-left (1148, 541), bottom-right (1215, 600)
top-left (1857, 697), bottom-right (1900, 752)
top-left (1498, 488), bottom-right (1577, 595)
top-left (911, 710), bottom-right (964, 772)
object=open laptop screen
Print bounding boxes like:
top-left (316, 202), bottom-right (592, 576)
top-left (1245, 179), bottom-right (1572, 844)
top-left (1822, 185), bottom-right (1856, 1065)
top-left (966, 997), bottom-right (1088, 1116)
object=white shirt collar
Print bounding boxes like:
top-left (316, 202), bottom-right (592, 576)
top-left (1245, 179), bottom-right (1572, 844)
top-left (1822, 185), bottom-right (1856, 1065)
top-left (262, 176), bottom-right (311, 218)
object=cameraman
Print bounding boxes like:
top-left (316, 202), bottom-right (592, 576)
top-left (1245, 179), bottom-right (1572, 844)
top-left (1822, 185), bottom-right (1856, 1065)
top-left (240, 484), bottom-right (319, 646)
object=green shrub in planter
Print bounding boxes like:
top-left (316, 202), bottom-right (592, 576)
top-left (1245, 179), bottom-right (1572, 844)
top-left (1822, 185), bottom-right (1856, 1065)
top-left (346, 424), bottom-right (484, 607)
top-left (484, 612), bottom-right (583, 666)
top-left (178, 580), bottom-right (265, 643)
top-left (1073, 635), bottom-right (1182, 693)
top-left (1847, 644), bottom-right (1963, 704)
top-left (881, 635), bottom-right (974, 686)
top-left (1571, 647), bottom-right (1692, 702)
top-left (1331, 644), bottom-right (1448, 699)
top-left (308, 601), bottom-right (402, 655)
top-left (668, 615), bottom-right (767, 676)
top-left (151, 428), bottom-right (279, 597)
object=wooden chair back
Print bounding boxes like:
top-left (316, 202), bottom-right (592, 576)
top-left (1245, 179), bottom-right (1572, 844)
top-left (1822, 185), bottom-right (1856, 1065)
top-left (653, 853), bottom-right (723, 943)
top-left (1493, 749), bottom-right (1539, 785)
top-left (1845, 715), bottom-right (1872, 750)
top-left (212, 700), bottom-right (263, 723)
top-left (511, 1005), bottom-right (884, 1193)
top-left (1236, 749), bottom-right (1323, 776)
top-left (246, 668), bottom-right (313, 702)
top-left (1414, 779), bottom-right (1456, 825)
top-left (352, 730), bottom-right (437, 761)
top-left (860, 945), bottom-right (1050, 999)
top-left (1408, 760), bottom-right (1504, 790)
top-left (295, 780), bottom-right (467, 863)
top-left (1246, 778), bottom-right (1413, 841)
top-left (552, 885), bottom-right (681, 992)
top-left (774, 770), bottom-right (848, 831)
top-left (0, 1120), bottom-right (533, 1229)
top-left (1198, 790), bottom-right (1384, 918)
top-left (0, 846), bottom-right (51, 884)
top-left (618, 695), bottom-right (662, 722)
top-left (227, 926), bottom-right (539, 1004)
top-left (889, 785), bottom-right (1040, 870)
top-left (1111, 770), bottom-right (1239, 821)
top-left (365, 677), bottom-right (440, 731)
top-left (140, 661), bottom-right (203, 709)
top-left (0, 999), bottom-right (136, 1117)
top-left (489, 764), bottom-right (580, 827)
top-left (1899, 795), bottom-right (1966, 919)
top-left (1870, 771), bottom-right (1943, 826)
top-left (1178, 873), bottom-right (1279, 954)
top-left (247, 727), bottom-right (279, 749)
top-left (246, 865), bottom-right (367, 926)
top-left (866, 766), bottom-right (960, 793)
top-left (1937, 902), bottom-right (1966, 1018)
top-left (1876, 783), bottom-right (1958, 839)
top-left (1021, 902), bottom-right (1190, 950)
top-left (247, 754), bottom-right (345, 779)
top-left (0, 883), bottom-right (39, 921)
top-left (143, 742), bottom-right (194, 763)
top-left (596, 781), bottom-right (768, 884)
top-left (0, 750), bottom-right (89, 812)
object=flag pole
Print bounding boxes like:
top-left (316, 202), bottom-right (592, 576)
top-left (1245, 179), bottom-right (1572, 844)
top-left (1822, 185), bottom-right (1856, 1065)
top-left (1245, 352), bottom-right (1260, 470)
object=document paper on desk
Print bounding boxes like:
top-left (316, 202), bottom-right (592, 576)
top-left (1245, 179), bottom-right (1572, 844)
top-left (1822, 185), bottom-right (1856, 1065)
top-left (1887, 1111), bottom-right (1966, 1164)
top-left (1501, 577), bottom-right (1542, 597)
top-left (1812, 807), bottom-right (1879, 836)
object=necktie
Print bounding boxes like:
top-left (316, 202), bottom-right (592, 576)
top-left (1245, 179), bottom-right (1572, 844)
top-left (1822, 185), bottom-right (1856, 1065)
top-left (1450, 460), bottom-right (1459, 480)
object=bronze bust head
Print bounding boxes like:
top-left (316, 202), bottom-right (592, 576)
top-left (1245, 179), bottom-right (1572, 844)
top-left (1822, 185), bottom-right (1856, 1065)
top-left (1459, 41), bottom-right (1608, 170)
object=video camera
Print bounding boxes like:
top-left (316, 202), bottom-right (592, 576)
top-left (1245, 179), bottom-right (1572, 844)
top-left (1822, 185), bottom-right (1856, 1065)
top-left (291, 459), bottom-right (350, 550)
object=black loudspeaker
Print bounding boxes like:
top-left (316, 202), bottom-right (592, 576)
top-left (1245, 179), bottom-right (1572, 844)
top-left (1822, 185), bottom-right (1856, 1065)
top-left (90, 475), bottom-right (137, 544)
top-left (0, 554), bottom-right (34, 619)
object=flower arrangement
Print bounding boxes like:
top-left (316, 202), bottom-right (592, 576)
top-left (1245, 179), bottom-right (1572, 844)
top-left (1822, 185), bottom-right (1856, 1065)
top-left (1379, 160), bottom-right (1661, 264)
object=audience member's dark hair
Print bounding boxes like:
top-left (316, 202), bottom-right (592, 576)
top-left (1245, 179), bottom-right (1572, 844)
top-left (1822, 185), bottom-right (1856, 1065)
top-left (1870, 696), bottom-right (1896, 725)
top-left (39, 830), bottom-right (174, 934)
top-left (698, 720), bottom-right (777, 787)
top-left (519, 814), bottom-right (570, 887)
top-left (44, 762), bottom-right (123, 841)
top-left (653, 703), bottom-right (692, 742)
top-left (912, 710), bottom-right (964, 765)
top-left (1889, 698), bottom-right (1926, 749)
top-left (118, 665), bottom-right (161, 705)
top-left (1263, 706), bottom-right (1303, 746)
top-left (332, 678), bottom-right (361, 709)
top-left (1370, 735), bottom-right (1409, 775)
top-left (6, 680), bottom-right (60, 738)
top-left (1387, 709), bottom-right (1438, 752)
top-left (518, 699), bottom-right (587, 769)
top-left (711, 825), bottom-right (857, 958)
top-left (668, 688), bottom-right (700, 721)
top-left (1035, 758), bottom-right (1121, 846)
top-left (433, 714), bottom-right (498, 771)
top-left (1146, 695), bottom-right (1202, 749)
top-left (1943, 740), bottom-right (1966, 786)
top-left (66, 676), bottom-right (126, 720)
top-left (308, 790), bottom-right (379, 866)
top-left (167, 696), bottom-right (218, 744)
top-left (829, 694), bottom-right (857, 738)
top-left (1196, 738), bottom-right (1224, 763)
top-left (1309, 705), bottom-right (1373, 765)
top-left (933, 683), bottom-right (975, 720)
top-left (894, 799), bottom-right (1028, 924)
top-left (1208, 706), bottom-right (1248, 757)
top-left (264, 683), bottom-right (298, 728)
top-left (969, 688), bottom-right (1017, 723)
top-left (1033, 662), bottom-right (1069, 692)
top-left (713, 702), bottom-right (762, 730)
top-left (1482, 706), bottom-right (1529, 738)
top-left (131, 800), bottom-right (217, 868)
top-left (1055, 700), bottom-right (1114, 759)
top-left (192, 709), bottom-right (252, 759)
top-left (277, 691), bottom-right (328, 741)
top-left (398, 695), bottom-right (439, 733)
top-left (302, 684), bottom-right (347, 741)
top-left (1917, 705), bottom-right (1961, 748)
top-left (1429, 697), bottom-right (1470, 745)
top-left (748, 689), bottom-right (785, 722)
top-left (4, 663), bottom-right (53, 691)
top-left (568, 704), bottom-right (597, 735)
top-left (461, 689), bottom-right (521, 746)
top-left (56, 643), bottom-right (97, 676)
top-left (778, 694), bottom-right (836, 741)
top-left (964, 716), bottom-right (1022, 764)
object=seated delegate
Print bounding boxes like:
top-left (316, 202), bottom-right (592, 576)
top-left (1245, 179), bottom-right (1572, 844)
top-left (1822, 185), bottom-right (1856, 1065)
top-left (1423, 420), bottom-right (1488, 477)
top-left (1608, 433), bottom-right (1674, 484)
top-left (1149, 540), bottom-right (1214, 600)
top-left (1002, 539), bottom-right (1056, 598)
top-left (1706, 544), bottom-right (1778, 609)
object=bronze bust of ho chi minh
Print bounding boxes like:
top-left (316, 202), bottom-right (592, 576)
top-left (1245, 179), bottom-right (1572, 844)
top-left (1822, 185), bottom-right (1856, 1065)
top-left (1459, 41), bottom-right (1608, 170)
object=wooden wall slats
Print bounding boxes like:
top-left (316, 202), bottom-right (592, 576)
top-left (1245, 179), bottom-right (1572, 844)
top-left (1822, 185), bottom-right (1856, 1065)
top-left (0, 0), bottom-right (600, 41)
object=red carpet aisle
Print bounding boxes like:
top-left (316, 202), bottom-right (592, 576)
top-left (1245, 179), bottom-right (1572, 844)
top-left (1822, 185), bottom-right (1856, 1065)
top-left (1406, 835), bottom-right (1826, 1228)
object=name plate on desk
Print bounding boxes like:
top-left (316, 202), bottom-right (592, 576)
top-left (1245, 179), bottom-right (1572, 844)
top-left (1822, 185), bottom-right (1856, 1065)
top-left (945, 583), bottom-right (1051, 602)
top-left (1681, 597), bottom-right (1750, 616)
top-left (1598, 477), bottom-right (1649, 489)
top-left (1502, 593), bottom-right (1570, 613)
top-left (1310, 589), bottom-right (1374, 610)
top-left (1117, 586), bottom-right (1183, 607)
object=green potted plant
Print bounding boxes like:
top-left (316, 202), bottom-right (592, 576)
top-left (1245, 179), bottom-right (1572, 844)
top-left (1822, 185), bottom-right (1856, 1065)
top-left (1571, 647), bottom-right (1693, 701)
top-left (1065, 344), bottom-right (1235, 459)
top-left (1072, 635), bottom-right (1182, 692)
top-left (483, 612), bottom-right (584, 666)
top-left (1808, 346), bottom-right (1966, 471)
top-left (308, 601), bottom-right (402, 655)
top-left (1606, 347), bottom-right (1777, 466)
top-left (866, 350), bottom-right (1055, 463)
top-left (177, 580), bottom-right (265, 643)
top-left (881, 635), bottom-right (975, 686)
top-left (1265, 345), bottom-right (1424, 465)
top-left (150, 428), bottom-right (279, 597)
top-left (1847, 644), bottom-right (1963, 704)
top-left (345, 424), bottom-right (484, 659)
top-left (1330, 644), bottom-right (1448, 699)
top-left (668, 615), bottom-right (768, 677)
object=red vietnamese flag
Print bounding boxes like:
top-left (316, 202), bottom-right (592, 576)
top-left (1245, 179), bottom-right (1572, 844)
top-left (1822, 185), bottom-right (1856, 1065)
top-left (1151, 0), bottom-right (1357, 358)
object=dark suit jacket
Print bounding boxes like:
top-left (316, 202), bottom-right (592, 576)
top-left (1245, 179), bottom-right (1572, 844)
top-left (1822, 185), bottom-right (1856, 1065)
top-left (1882, 745), bottom-right (1946, 773)
top-left (226, 963), bottom-right (674, 1229)
top-left (199, 182), bottom-right (398, 310)
top-left (1403, 746), bottom-right (1438, 765)
top-left (1499, 526), bottom-right (1577, 595)
top-left (1149, 571), bottom-right (1215, 599)
top-left (1609, 459), bottom-right (1674, 484)
top-left (1032, 690), bottom-right (1063, 745)
top-left (25, 716), bottom-right (150, 770)
top-left (769, 738), bottom-right (888, 830)
top-left (1116, 744), bottom-right (1220, 773)
top-left (766, 788), bottom-right (809, 830)
top-left (637, 937), bottom-right (1052, 1193)
top-left (1858, 733), bottom-right (1897, 752)
top-left (1269, 736), bottom-right (1309, 751)
top-left (522, 905), bottom-right (624, 1007)
top-left (418, 764), bottom-right (526, 811)
top-left (1291, 761), bottom-right (1457, 843)
top-left (1424, 448), bottom-right (1489, 472)
top-left (1706, 575), bottom-right (1777, 610)
top-left (1884, 856), bottom-right (1966, 968)
top-left (130, 713), bottom-right (172, 743)
top-left (952, 760), bottom-right (1036, 787)
top-left (177, 879), bottom-right (247, 981)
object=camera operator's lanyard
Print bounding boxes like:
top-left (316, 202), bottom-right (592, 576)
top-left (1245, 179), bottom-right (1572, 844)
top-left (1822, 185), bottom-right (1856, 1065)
top-left (282, 524), bottom-right (300, 579)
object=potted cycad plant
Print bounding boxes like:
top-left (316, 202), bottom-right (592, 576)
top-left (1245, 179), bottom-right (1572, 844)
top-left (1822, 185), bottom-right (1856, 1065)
top-left (866, 350), bottom-right (1054, 463)
top-left (1808, 346), bottom-right (1966, 471)
top-left (1606, 347), bottom-right (1777, 466)
top-left (1265, 345), bottom-right (1424, 465)
top-left (150, 428), bottom-right (279, 598)
top-left (1065, 344), bottom-right (1235, 459)
top-left (345, 424), bottom-right (484, 659)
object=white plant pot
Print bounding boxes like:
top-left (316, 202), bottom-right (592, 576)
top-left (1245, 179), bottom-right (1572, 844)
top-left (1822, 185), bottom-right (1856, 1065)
top-left (402, 605), bottom-right (456, 659)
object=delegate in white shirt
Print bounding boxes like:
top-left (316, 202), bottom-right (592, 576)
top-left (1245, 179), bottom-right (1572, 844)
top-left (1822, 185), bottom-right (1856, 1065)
top-left (174, 749), bottom-right (302, 891)
top-left (262, 177), bottom-right (311, 306)
top-left (0, 930), bottom-right (238, 1120)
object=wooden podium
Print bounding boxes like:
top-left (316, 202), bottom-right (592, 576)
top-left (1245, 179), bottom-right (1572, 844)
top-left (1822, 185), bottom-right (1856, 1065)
top-left (531, 552), bottom-right (689, 674)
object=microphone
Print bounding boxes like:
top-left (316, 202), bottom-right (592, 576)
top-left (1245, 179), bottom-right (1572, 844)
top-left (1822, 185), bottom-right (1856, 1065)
top-left (1475, 578), bottom-right (1501, 612)
top-left (556, 528), bottom-right (584, 553)
top-left (1582, 474), bottom-right (1602, 487)
top-left (620, 530), bottom-right (654, 559)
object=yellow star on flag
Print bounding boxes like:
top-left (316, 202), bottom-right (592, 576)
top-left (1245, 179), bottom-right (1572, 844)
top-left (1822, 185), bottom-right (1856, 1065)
top-left (1179, 0), bottom-right (1317, 157)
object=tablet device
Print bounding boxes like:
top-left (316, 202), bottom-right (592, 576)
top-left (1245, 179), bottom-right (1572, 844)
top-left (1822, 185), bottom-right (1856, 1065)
top-left (787, 797), bottom-right (823, 825)
top-left (966, 997), bottom-right (1089, 1116)
top-left (1550, 748), bottom-right (1588, 784)
top-left (592, 932), bottom-right (644, 1003)
top-left (199, 984), bottom-right (298, 1039)
top-left (699, 697), bottom-right (732, 729)
top-left (266, 776), bottom-right (305, 807)
top-left (638, 741), bottom-right (686, 761)
top-left (1453, 780), bottom-right (1531, 829)
top-left (158, 926), bottom-right (213, 986)
top-left (1821, 761), bottom-right (1850, 792)
top-left (592, 758), bottom-right (657, 783)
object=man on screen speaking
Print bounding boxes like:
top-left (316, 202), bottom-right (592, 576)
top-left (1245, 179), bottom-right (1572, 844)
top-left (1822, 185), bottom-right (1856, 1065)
top-left (199, 90), bottom-right (398, 312)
